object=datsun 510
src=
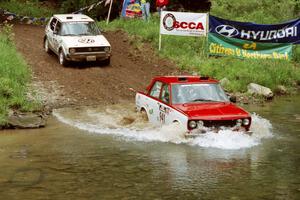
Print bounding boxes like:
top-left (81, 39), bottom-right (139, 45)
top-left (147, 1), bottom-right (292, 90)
top-left (135, 76), bottom-right (252, 137)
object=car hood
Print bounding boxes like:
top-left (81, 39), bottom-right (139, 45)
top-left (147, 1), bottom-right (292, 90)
top-left (173, 102), bottom-right (250, 120)
top-left (63, 35), bottom-right (110, 48)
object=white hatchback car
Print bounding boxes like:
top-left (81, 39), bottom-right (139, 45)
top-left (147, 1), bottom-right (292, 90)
top-left (44, 14), bottom-right (111, 66)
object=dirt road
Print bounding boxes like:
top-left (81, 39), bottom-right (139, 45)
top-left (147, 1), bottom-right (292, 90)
top-left (13, 24), bottom-right (186, 108)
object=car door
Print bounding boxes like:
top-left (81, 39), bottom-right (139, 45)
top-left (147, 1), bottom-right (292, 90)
top-left (52, 21), bottom-right (62, 53)
top-left (158, 83), bottom-right (172, 124)
top-left (146, 81), bottom-right (163, 125)
top-left (46, 17), bottom-right (57, 51)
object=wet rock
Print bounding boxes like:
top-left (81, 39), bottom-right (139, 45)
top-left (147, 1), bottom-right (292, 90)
top-left (7, 111), bottom-right (47, 129)
top-left (220, 77), bottom-right (230, 87)
top-left (247, 83), bottom-right (274, 99)
top-left (275, 85), bottom-right (287, 95)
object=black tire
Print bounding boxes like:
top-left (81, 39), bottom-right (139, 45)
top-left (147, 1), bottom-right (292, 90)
top-left (141, 109), bottom-right (148, 122)
top-left (59, 50), bottom-right (68, 66)
top-left (44, 38), bottom-right (51, 54)
top-left (103, 57), bottom-right (110, 66)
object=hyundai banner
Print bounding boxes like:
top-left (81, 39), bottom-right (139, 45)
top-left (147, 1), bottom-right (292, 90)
top-left (160, 11), bottom-right (208, 37)
top-left (210, 15), bottom-right (300, 44)
top-left (208, 33), bottom-right (292, 60)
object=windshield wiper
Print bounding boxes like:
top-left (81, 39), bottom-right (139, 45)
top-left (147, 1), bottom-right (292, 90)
top-left (191, 98), bottom-right (218, 102)
top-left (78, 33), bottom-right (93, 36)
top-left (62, 34), bottom-right (76, 36)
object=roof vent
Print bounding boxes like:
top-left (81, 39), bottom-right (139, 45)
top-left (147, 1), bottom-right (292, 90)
top-left (200, 76), bottom-right (209, 80)
top-left (66, 16), bottom-right (73, 20)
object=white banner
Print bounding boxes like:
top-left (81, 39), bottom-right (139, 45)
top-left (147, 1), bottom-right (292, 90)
top-left (160, 11), bottom-right (208, 37)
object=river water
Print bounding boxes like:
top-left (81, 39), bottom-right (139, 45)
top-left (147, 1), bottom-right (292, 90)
top-left (0, 95), bottom-right (299, 200)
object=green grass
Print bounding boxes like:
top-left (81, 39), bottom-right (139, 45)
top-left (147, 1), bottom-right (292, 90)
top-left (0, 33), bottom-right (40, 125)
top-left (98, 17), bottom-right (300, 93)
top-left (0, 0), bottom-right (55, 18)
top-left (210, 0), bottom-right (299, 24)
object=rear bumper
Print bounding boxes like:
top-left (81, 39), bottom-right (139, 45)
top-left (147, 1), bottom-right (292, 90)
top-left (66, 52), bottom-right (111, 61)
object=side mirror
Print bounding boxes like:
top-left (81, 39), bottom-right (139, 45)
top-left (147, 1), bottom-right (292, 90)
top-left (229, 95), bottom-right (237, 103)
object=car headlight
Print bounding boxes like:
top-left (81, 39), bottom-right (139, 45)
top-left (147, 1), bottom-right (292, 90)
top-left (104, 46), bottom-right (110, 52)
top-left (236, 119), bottom-right (242, 126)
top-left (188, 120), bottom-right (197, 129)
top-left (197, 120), bottom-right (204, 127)
top-left (69, 48), bottom-right (76, 54)
top-left (243, 118), bottom-right (250, 126)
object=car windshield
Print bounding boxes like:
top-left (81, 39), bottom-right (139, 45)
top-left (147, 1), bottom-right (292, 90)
top-left (171, 83), bottom-right (229, 104)
top-left (60, 22), bottom-right (101, 36)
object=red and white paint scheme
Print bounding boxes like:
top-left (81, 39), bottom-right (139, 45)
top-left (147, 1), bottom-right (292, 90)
top-left (136, 76), bottom-right (252, 137)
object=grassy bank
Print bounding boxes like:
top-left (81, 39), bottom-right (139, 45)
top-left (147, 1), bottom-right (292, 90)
top-left (0, 0), bottom-right (55, 18)
top-left (98, 17), bottom-right (300, 93)
top-left (0, 28), bottom-right (39, 125)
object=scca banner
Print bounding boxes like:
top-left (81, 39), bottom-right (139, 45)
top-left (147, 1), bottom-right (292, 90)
top-left (160, 11), bottom-right (208, 37)
top-left (208, 33), bottom-right (292, 60)
top-left (210, 15), bottom-right (300, 44)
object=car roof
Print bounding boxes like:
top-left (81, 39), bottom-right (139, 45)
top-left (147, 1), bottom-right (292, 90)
top-left (153, 76), bottom-right (219, 84)
top-left (53, 14), bottom-right (94, 23)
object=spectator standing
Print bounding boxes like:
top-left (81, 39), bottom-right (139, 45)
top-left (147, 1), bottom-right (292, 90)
top-left (156, 0), bottom-right (169, 16)
top-left (140, 0), bottom-right (150, 21)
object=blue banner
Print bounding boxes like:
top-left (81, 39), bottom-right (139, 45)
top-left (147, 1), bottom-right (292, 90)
top-left (209, 15), bottom-right (300, 44)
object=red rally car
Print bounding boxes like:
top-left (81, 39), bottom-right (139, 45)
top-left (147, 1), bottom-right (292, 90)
top-left (135, 76), bottom-right (252, 137)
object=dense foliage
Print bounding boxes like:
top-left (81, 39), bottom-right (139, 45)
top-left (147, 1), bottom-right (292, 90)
top-left (0, 0), bottom-right (55, 17)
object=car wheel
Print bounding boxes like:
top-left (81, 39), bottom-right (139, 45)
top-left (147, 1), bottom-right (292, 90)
top-left (140, 109), bottom-right (148, 122)
top-left (103, 57), bottom-right (110, 66)
top-left (44, 38), bottom-right (50, 54)
top-left (59, 50), bottom-right (68, 66)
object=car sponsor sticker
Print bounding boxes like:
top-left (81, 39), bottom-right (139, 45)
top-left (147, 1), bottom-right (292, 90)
top-left (78, 38), bottom-right (95, 44)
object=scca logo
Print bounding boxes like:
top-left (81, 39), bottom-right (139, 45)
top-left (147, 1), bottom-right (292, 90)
top-left (173, 21), bottom-right (204, 30)
top-left (215, 25), bottom-right (239, 37)
top-left (163, 13), bottom-right (204, 31)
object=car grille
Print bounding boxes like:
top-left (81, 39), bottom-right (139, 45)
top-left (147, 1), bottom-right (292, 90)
top-left (203, 120), bottom-right (236, 128)
top-left (74, 47), bottom-right (108, 53)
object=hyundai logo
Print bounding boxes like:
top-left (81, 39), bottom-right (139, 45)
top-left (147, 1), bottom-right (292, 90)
top-left (215, 25), bottom-right (239, 37)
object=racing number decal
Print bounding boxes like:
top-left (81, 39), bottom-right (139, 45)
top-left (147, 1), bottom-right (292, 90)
top-left (159, 104), bottom-right (170, 124)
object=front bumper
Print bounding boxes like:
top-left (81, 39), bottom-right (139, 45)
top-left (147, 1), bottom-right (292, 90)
top-left (66, 52), bottom-right (111, 62)
top-left (184, 126), bottom-right (252, 138)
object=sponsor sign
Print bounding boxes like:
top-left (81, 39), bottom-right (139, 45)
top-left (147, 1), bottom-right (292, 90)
top-left (160, 11), bottom-right (208, 36)
top-left (208, 33), bottom-right (292, 60)
top-left (210, 15), bottom-right (300, 44)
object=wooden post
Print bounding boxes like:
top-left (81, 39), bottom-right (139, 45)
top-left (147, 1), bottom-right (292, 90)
top-left (159, 34), bottom-right (162, 51)
top-left (106, 0), bottom-right (113, 24)
top-left (205, 12), bottom-right (209, 58)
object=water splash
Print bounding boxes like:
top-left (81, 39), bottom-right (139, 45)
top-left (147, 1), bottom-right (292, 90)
top-left (53, 105), bottom-right (273, 150)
